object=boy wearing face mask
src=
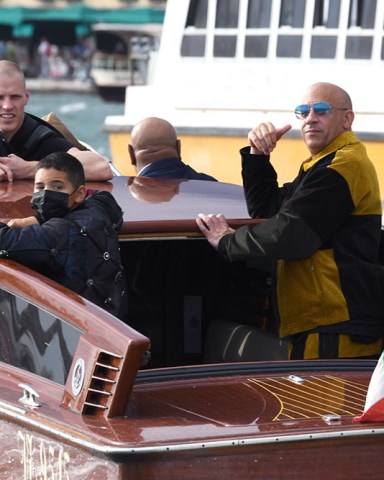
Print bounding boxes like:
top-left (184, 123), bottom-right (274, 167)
top-left (0, 151), bottom-right (127, 320)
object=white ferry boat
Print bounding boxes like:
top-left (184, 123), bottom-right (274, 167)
top-left (104, 0), bottom-right (384, 191)
top-left (90, 13), bottom-right (164, 102)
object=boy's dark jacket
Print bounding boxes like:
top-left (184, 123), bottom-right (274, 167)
top-left (0, 190), bottom-right (127, 320)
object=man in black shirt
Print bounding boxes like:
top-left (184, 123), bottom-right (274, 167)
top-left (0, 60), bottom-right (112, 182)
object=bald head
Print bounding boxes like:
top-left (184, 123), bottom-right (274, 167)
top-left (0, 60), bottom-right (26, 87)
top-left (0, 60), bottom-right (29, 141)
top-left (300, 82), bottom-right (354, 156)
top-left (128, 117), bottom-right (181, 172)
top-left (303, 82), bottom-right (352, 110)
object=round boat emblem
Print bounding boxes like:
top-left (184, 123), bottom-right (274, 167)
top-left (72, 358), bottom-right (85, 397)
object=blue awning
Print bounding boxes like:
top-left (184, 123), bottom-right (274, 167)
top-left (0, 5), bottom-right (165, 27)
top-left (13, 23), bottom-right (34, 38)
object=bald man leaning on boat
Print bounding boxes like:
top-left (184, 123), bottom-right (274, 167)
top-left (0, 60), bottom-right (113, 182)
top-left (128, 116), bottom-right (217, 181)
top-left (197, 82), bottom-right (384, 361)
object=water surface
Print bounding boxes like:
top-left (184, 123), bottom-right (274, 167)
top-left (27, 92), bottom-right (124, 159)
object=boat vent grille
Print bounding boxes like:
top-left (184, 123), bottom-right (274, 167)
top-left (82, 350), bottom-right (123, 415)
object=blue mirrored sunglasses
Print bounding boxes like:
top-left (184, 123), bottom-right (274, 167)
top-left (294, 101), bottom-right (349, 119)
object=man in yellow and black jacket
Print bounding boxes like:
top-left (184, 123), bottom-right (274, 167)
top-left (196, 82), bottom-right (384, 360)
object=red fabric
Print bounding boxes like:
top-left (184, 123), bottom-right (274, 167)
top-left (354, 398), bottom-right (384, 423)
top-left (353, 352), bottom-right (384, 423)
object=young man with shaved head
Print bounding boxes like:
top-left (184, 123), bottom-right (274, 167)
top-left (197, 82), bottom-right (383, 360)
top-left (0, 60), bottom-right (113, 182)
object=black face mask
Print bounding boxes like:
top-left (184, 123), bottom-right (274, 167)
top-left (31, 189), bottom-right (71, 223)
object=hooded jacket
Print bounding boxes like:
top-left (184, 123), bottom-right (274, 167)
top-left (218, 131), bottom-right (384, 340)
top-left (0, 190), bottom-right (127, 319)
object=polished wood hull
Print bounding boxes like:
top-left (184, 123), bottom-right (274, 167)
top-left (0, 361), bottom-right (381, 479)
top-left (0, 178), bottom-right (382, 478)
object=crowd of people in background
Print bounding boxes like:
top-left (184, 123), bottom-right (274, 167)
top-left (0, 36), bottom-right (93, 81)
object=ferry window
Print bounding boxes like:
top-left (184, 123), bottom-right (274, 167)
top-left (311, 36), bottom-right (337, 58)
top-left (345, 0), bottom-right (376, 59)
top-left (185, 0), bottom-right (208, 28)
top-left (182, 0), bottom-right (207, 57)
top-left (95, 32), bottom-right (128, 55)
top-left (277, 36), bottom-right (302, 57)
top-left (247, 0), bottom-right (272, 28)
top-left (214, 35), bottom-right (237, 57)
top-left (245, 36), bottom-right (269, 57)
top-left (0, 290), bottom-right (82, 385)
top-left (279, 0), bottom-right (306, 27)
top-left (181, 36), bottom-right (206, 57)
top-left (215, 0), bottom-right (240, 28)
top-left (313, 0), bottom-right (341, 28)
top-left (345, 36), bottom-right (373, 59)
top-left (348, 0), bottom-right (376, 28)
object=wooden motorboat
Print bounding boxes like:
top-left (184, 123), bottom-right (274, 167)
top-left (0, 177), bottom-right (381, 479)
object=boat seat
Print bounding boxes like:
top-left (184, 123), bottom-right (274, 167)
top-left (203, 317), bottom-right (288, 363)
